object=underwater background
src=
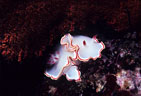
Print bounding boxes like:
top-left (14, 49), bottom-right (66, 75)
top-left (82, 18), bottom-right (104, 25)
top-left (0, 0), bottom-right (141, 96)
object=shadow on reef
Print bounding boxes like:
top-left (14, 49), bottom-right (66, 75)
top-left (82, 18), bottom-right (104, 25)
top-left (0, 54), bottom-right (45, 96)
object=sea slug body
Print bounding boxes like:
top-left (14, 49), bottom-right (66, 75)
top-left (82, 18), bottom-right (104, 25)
top-left (45, 33), bottom-right (105, 82)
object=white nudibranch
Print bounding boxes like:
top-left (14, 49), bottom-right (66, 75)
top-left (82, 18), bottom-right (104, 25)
top-left (45, 33), bottom-right (105, 82)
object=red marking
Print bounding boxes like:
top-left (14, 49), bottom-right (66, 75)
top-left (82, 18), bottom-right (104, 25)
top-left (54, 57), bottom-right (58, 60)
top-left (93, 35), bottom-right (99, 42)
top-left (56, 51), bottom-right (59, 55)
top-left (93, 35), bottom-right (97, 39)
top-left (48, 60), bottom-right (51, 63)
top-left (83, 40), bottom-right (86, 46)
top-left (52, 61), bottom-right (55, 64)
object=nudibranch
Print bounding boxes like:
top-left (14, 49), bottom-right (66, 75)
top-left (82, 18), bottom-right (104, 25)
top-left (45, 33), bottom-right (105, 82)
